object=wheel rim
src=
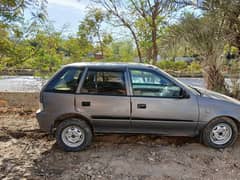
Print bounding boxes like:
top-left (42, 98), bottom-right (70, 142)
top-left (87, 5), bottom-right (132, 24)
top-left (210, 123), bottom-right (232, 145)
top-left (61, 125), bottom-right (85, 148)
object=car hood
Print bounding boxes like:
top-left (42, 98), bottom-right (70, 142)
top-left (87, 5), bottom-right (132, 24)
top-left (194, 87), bottom-right (240, 106)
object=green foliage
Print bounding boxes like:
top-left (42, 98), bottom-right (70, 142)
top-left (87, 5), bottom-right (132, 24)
top-left (156, 60), bottom-right (202, 76)
top-left (224, 44), bottom-right (239, 59)
top-left (0, 0), bottom-right (47, 26)
top-left (161, 12), bottom-right (227, 92)
top-left (200, 0), bottom-right (240, 50)
top-left (63, 36), bottom-right (93, 63)
top-left (78, 8), bottom-right (112, 56)
top-left (0, 24), bottom-right (12, 57)
top-left (187, 61), bottom-right (201, 72)
top-left (157, 60), bottom-right (188, 71)
top-left (0, 24), bottom-right (37, 70)
top-left (27, 31), bottom-right (63, 77)
top-left (107, 41), bottom-right (135, 61)
top-left (157, 60), bottom-right (175, 70)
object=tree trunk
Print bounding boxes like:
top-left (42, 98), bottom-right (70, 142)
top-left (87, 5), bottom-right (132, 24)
top-left (203, 57), bottom-right (226, 93)
top-left (235, 35), bottom-right (240, 56)
top-left (129, 27), bottom-right (143, 63)
top-left (97, 32), bottom-right (104, 57)
top-left (151, 14), bottom-right (158, 65)
top-left (146, 47), bottom-right (152, 61)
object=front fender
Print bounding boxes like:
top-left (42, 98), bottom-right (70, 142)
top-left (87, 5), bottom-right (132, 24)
top-left (197, 96), bottom-right (240, 129)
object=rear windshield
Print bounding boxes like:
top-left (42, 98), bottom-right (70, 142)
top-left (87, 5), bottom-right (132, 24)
top-left (45, 67), bottom-right (83, 93)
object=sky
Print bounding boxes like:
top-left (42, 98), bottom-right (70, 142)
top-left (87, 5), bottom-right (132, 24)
top-left (46, 0), bottom-right (91, 35)
top-left (30, 0), bottom-right (200, 38)
top-left (45, 0), bottom-right (131, 39)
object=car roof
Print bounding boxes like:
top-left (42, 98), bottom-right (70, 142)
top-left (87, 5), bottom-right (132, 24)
top-left (64, 62), bottom-right (157, 69)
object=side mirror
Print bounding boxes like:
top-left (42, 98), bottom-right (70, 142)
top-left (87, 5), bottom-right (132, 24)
top-left (178, 89), bottom-right (190, 99)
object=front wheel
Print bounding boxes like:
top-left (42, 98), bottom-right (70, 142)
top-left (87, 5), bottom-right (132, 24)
top-left (202, 117), bottom-right (238, 149)
top-left (56, 119), bottom-right (93, 151)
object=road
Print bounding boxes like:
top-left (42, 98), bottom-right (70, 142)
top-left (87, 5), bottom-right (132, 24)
top-left (0, 76), bottom-right (205, 92)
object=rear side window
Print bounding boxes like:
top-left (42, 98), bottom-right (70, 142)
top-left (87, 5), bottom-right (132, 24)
top-left (45, 67), bottom-right (83, 93)
top-left (80, 70), bottom-right (127, 96)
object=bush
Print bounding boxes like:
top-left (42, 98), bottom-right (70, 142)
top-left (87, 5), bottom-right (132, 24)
top-left (187, 61), bottom-right (201, 73)
top-left (157, 60), bottom-right (175, 70)
top-left (157, 60), bottom-right (188, 71)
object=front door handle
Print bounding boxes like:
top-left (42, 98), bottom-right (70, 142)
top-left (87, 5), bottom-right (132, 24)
top-left (137, 104), bottom-right (146, 109)
top-left (82, 101), bottom-right (91, 106)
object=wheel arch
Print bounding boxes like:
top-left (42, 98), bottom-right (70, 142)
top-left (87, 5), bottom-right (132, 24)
top-left (213, 115), bottom-right (240, 130)
top-left (202, 115), bottom-right (240, 132)
top-left (53, 113), bottom-right (94, 133)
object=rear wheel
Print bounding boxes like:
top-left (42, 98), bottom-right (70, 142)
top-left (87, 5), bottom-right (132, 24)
top-left (202, 117), bottom-right (238, 149)
top-left (56, 119), bottom-right (93, 151)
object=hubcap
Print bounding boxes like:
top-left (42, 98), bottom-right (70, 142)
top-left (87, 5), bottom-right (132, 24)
top-left (61, 126), bottom-right (85, 148)
top-left (210, 123), bottom-right (232, 145)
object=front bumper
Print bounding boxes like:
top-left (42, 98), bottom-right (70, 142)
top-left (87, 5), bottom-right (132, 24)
top-left (36, 109), bottom-right (52, 132)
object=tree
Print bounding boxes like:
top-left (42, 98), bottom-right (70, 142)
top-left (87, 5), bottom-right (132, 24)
top-left (29, 30), bottom-right (63, 77)
top-left (0, 0), bottom-right (47, 26)
top-left (0, 0), bottom-right (47, 72)
top-left (178, 0), bottom-right (240, 55)
top-left (78, 8), bottom-right (112, 57)
top-left (93, 0), bottom-right (181, 64)
top-left (201, 0), bottom-right (240, 56)
top-left (129, 0), bottom-right (179, 64)
top-left (179, 0), bottom-right (240, 94)
top-left (109, 40), bottom-right (135, 61)
top-left (162, 13), bottom-right (226, 92)
top-left (93, 0), bottom-right (143, 62)
top-left (63, 36), bottom-right (94, 62)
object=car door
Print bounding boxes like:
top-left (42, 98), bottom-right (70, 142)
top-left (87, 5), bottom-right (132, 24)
top-left (75, 67), bottom-right (131, 133)
top-left (129, 68), bottom-right (199, 136)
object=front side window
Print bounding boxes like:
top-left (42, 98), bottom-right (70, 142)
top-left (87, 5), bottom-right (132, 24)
top-left (130, 69), bottom-right (182, 98)
top-left (81, 70), bottom-right (126, 96)
top-left (45, 67), bottom-right (83, 93)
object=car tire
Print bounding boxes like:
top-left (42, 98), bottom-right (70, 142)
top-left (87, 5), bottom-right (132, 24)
top-left (56, 119), bottom-right (93, 151)
top-left (202, 117), bottom-right (238, 149)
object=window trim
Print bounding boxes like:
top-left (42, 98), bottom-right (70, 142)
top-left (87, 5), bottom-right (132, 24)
top-left (128, 68), bottom-right (184, 99)
top-left (77, 67), bottom-right (129, 97)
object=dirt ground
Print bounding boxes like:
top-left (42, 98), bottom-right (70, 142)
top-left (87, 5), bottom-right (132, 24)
top-left (1, 111), bottom-right (240, 180)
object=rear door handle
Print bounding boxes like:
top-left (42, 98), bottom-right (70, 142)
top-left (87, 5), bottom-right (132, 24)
top-left (137, 104), bottom-right (146, 109)
top-left (82, 101), bottom-right (91, 106)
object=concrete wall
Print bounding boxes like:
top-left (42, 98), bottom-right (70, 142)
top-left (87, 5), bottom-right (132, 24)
top-left (0, 92), bottom-right (39, 111)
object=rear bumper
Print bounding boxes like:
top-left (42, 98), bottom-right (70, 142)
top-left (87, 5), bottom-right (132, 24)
top-left (36, 109), bottom-right (52, 132)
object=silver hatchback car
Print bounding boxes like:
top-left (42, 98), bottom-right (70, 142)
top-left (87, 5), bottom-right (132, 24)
top-left (36, 62), bottom-right (240, 151)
